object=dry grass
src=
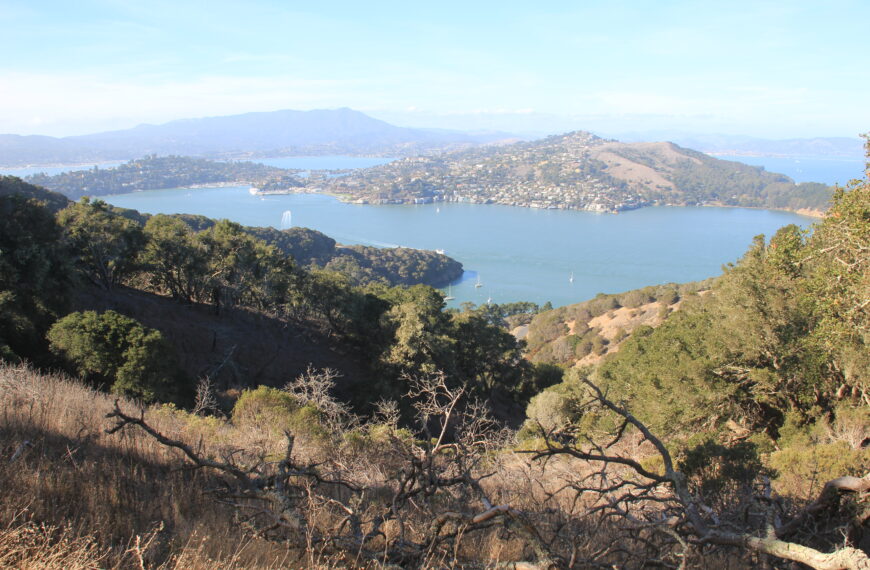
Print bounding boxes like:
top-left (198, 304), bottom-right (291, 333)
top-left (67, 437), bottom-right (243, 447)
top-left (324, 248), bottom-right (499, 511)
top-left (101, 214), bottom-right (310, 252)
top-left (0, 362), bottom-right (759, 568)
top-left (0, 362), bottom-right (300, 568)
top-left (0, 362), bottom-right (536, 567)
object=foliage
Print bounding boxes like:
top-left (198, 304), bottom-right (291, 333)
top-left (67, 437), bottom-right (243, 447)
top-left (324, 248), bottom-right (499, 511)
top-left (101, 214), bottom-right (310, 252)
top-left (368, 285), bottom-right (536, 407)
top-left (656, 146), bottom-right (833, 211)
top-left (333, 244), bottom-right (462, 287)
top-left (523, 281), bottom-right (708, 367)
top-left (526, 140), bottom-right (869, 502)
top-left (522, 375), bottom-right (589, 433)
top-left (186, 221), bottom-right (463, 289)
top-left (677, 435), bottom-right (765, 503)
top-left (590, 172), bottom-right (868, 438)
top-left (0, 174), bottom-right (70, 212)
top-left (231, 385), bottom-right (328, 441)
top-left (47, 310), bottom-right (189, 403)
top-left (246, 225), bottom-right (338, 266)
top-left (769, 441), bottom-right (870, 499)
top-left (197, 220), bottom-right (298, 313)
top-left (140, 214), bottom-right (209, 303)
top-left (57, 197), bottom-right (146, 290)
top-left (0, 191), bottom-right (70, 361)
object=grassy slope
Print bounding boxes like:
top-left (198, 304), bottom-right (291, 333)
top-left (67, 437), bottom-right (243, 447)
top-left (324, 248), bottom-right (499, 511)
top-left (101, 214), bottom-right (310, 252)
top-left (0, 363), bottom-right (292, 568)
top-left (522, 281), bottom-right (713, 368)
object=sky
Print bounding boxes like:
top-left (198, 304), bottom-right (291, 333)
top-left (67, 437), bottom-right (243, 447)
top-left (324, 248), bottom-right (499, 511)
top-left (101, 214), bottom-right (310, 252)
top-left (1, 0), bottom-right (868, 139)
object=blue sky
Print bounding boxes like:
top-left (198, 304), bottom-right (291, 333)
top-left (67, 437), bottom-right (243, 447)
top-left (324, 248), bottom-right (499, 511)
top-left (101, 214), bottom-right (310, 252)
top-left (1, 0), bottom-right (868, 138)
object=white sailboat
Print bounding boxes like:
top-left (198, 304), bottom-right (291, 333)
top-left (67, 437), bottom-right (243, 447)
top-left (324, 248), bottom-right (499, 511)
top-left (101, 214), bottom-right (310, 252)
top-left (569, 272), bottom-right (574, 284)
top-left (475, 276), bottom-right (483, 288)
top-left (444, 285), bottom-right (455, 301)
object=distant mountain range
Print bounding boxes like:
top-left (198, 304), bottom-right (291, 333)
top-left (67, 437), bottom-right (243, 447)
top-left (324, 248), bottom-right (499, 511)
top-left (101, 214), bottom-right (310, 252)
top-left (0, 108), bottom-right (514, 167)
top-left (1, 107), bottom-right (862, 168)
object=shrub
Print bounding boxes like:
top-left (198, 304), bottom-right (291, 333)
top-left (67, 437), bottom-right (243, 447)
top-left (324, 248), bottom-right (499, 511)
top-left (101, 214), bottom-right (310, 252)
top-left (522, 380), bottom-right (588, 434)
top-left (769, 441), bottom-right (870, 498)
top-left (231, 386), bottom-right (328, 441)
top-left (47, 310), bottom-right (188, 403)
top-left (678, 435), bottom-right (764, 503)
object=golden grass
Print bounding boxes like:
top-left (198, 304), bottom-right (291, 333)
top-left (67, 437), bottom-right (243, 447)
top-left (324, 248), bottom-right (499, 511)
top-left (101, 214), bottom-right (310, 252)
top-left (0, 363), bottom-right (299, 568)
top-left (0, 362), bottom-right (753, 568)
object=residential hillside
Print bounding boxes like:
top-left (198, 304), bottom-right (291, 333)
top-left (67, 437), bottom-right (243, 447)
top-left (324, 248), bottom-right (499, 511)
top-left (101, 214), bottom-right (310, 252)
top-left (26, 155), bottom-right (303, 200)
top-left (311, 131), bottom-right (832, 214)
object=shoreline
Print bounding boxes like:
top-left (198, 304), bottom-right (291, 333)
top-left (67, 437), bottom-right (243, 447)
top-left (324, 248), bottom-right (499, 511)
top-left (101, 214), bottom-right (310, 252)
top-left (250, 187), bottom-right (827, 219)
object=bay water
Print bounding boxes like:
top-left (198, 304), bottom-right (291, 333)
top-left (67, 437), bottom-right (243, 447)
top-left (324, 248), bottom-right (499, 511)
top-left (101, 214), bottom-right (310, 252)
top-left (103, 184), bottom-right (813, 308)
top-left (713, 154), bottom-right (864, 186)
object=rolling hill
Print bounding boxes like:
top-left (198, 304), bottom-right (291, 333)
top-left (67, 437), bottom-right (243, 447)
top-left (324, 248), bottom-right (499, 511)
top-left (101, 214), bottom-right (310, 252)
top-left (315, 131), bottom-right (833, 214)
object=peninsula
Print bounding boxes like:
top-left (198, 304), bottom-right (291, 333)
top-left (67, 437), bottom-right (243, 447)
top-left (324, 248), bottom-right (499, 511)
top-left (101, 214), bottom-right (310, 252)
top-left (304, 131), bottom-right (832, 214)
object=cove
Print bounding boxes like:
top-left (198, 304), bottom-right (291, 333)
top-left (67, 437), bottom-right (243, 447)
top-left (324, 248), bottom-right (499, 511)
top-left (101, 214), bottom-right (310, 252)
top-left (103, 185), bottom-right (813, 308)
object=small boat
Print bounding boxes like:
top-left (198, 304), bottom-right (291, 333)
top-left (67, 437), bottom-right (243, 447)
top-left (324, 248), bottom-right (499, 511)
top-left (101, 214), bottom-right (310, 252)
top-left (475, 276), bottom-right (483, 288)
top-left (444, 285), bottom-right (455, 301)
top-left (248, 187), bottom-right (259, 195)
top-left (569, 272), bottom-right (574, 284)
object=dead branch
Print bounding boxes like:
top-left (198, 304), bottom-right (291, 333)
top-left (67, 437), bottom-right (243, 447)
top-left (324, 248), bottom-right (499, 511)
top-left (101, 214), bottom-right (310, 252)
top-left (105, 375), bottom-right (561, 567)
top-left (524, 379), bottom-right (870, 570)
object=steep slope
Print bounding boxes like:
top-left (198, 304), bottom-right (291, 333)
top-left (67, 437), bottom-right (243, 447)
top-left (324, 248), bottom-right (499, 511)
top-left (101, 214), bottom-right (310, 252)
top-left (71, 284), bottom-right (371, 399)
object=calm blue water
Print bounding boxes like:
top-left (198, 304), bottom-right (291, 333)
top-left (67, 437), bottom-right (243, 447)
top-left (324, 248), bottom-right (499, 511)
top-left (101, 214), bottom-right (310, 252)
top-left (103, 185), bottom-right (812, 308)
top-left (714, 155), bottom-right (864, 186)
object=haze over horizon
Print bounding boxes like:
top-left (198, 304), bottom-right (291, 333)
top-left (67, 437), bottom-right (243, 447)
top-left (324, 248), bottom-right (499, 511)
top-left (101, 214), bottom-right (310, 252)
top-left (1, 1), bottom-right (868, 140)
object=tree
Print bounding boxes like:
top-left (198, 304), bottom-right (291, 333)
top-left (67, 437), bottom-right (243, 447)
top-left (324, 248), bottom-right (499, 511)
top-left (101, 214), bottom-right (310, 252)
top-left (378, 285), bottom-right (456, 379)
top-left (140, 214), bottom-right (208, 303)
top-left (57, 198), bottom-right (145, 290)
top-left (0, 193), bottom-right (70, 360)
top-left (805, 140), bottom-right (870, 399)
top-left (48, 310), bottom-right (189, 403)
top-left (197, 220), bottom-right (297, 314)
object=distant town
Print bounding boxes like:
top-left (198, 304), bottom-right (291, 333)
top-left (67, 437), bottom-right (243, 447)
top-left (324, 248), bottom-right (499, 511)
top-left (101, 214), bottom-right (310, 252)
top-left (25, 130), bottom-right (833, 215)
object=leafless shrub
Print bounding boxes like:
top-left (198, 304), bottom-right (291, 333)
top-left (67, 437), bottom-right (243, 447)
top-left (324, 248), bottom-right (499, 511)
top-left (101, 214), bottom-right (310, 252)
top-left (192, 375), bottom-right (222, 417)
top-left (283, 365), bottom-right (355, 432)
top-left (8, 360), bottom-right (864, 569)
